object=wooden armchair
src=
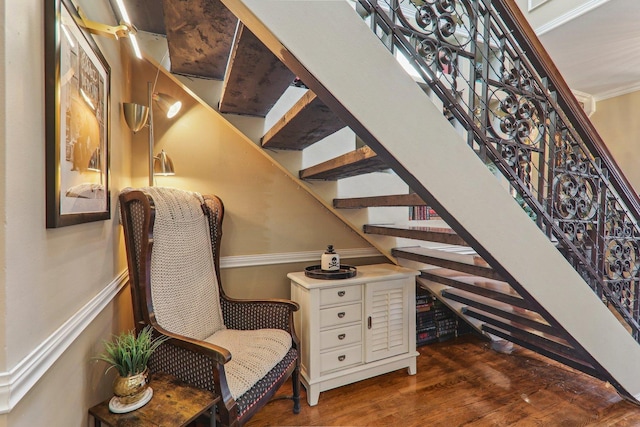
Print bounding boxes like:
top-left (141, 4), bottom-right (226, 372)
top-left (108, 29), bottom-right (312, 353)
top-left (119, 187), bottom-right (300, 426)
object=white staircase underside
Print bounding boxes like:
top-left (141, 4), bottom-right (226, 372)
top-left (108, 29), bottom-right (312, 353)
top-left (222, 0), bottom-right (640, 401)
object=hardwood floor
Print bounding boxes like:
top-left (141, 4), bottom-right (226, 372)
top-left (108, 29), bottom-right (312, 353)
top-left (246, 335), bottom-right (640, 426)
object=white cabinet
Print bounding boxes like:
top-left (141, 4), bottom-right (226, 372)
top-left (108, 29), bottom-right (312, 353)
top-left (289, 264), bottom-right (419, 405)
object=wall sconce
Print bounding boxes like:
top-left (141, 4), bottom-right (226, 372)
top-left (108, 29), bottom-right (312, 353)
top-left (72, 1), bottom-right (142, 59)
top-left (123, 103), bottom-right (148, 132)
top-left (123, 82), bottom-right (181, 186)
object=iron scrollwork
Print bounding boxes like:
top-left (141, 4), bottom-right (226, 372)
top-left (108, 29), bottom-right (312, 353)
top-left (359, 0), bottom-right (640, 336)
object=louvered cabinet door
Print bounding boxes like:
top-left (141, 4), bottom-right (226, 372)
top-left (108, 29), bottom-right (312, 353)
top-left (288, 264), bottom-right (419, 406)
top-left (365, 278), bottom-right (410, 363)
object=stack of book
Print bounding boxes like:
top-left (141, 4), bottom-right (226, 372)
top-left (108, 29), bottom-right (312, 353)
top-left (416, 286), bottom-right (473, 346)
top-left (416, 295), bottom-right (437, 345)
top-left (409, 205), bottom-right (440, 221)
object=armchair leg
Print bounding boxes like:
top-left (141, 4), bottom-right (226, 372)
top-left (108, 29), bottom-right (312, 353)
top-left (292, 366), bottom-right (301, 414)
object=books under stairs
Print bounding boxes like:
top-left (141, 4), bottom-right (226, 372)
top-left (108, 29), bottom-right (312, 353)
top-left (416, 284), bottom-right (474, 346)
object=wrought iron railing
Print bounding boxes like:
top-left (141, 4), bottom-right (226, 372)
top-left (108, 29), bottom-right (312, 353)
top-left (357, 0), bottom-right (640, 339)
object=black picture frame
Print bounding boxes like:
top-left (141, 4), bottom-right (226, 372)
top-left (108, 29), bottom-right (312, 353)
top-left (45, 0), bottom-right (111, 228)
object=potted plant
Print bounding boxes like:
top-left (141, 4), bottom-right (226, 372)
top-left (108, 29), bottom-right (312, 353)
top-left (96, 325), bottom-right (167, 411)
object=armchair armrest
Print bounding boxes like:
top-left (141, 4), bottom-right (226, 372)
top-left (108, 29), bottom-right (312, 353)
top-left (146, 321), bottom-right (237, 405)
top-left (149, 322), bottom-right (231, 364)
top-left (220, 297), bottom-right (299, 331)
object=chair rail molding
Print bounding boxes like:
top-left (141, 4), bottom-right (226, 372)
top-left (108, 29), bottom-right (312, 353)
top-left (0, 271), bottom-right (128, 413)
top-left (220, 247), bottom-right (381, 269)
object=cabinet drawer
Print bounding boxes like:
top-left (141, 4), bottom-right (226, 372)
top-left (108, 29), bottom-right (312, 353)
top-left (320, 324), bottom-right (362, 351)
top-left (320, 345), bottom-right (362, 374)
top-left (320, 285), bottom-right (362, 307)
top-left (320, 303), bottom-right (361, 328)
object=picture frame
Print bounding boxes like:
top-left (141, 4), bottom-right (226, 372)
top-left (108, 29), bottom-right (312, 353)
top-left (45, 0), bottom-right (111, 228)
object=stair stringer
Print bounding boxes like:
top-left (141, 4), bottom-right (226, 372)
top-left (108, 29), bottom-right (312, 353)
top-left (222, 0), bottom-right (640, 402)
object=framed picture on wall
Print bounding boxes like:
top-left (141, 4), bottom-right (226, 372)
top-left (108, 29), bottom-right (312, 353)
top-left (45, 0), bottom-right (111, 228)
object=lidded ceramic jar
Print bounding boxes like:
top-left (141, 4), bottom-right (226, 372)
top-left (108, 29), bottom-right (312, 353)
top-left (321, 245), bottom-right (340, 271)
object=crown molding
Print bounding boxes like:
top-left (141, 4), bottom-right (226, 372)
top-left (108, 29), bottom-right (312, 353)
top-left (594, 82), bottom-right (640, 102)
top-left (535, 0), bottom-right (610, 35)
top-left (528, 0), bottom-right (550, 12)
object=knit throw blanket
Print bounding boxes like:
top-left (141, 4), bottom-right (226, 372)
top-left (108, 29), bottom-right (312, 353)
top-left (146, 187), bottom-right (226, 340)
top-left (143, 187), bottom-right (292, 401)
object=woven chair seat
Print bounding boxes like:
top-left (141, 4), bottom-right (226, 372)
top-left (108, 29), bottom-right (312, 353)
top-left (205, 328), bottom-right (292, 399)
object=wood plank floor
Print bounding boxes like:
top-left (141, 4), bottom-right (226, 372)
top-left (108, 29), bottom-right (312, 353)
top-left (246, 335), bottom-right (640, 426)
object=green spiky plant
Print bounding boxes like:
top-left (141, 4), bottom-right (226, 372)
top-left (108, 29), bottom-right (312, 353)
top-left (96, 325), bottom-right (168, 377)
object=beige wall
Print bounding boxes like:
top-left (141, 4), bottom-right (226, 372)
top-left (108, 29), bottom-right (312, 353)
top-left (3, 0), bottom-right (130, 363)
top-left (591, 91), bottom-right (640, 194)
top-left (1, 0), bottom-right (134, 424)
top-left (129, 59), bottom-right (380, 299)
top-left (8, 290), bottom-right (133, 425)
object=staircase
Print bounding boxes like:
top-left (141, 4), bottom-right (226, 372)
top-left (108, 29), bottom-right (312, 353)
top-left (125, 0), bottom-right (640, 403)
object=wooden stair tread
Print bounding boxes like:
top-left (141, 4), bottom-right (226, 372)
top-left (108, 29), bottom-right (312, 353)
top-left (392, 246), bottom-right (500, 280)
top-left (442, 287), bottom-right (548, 326)
top-left (484, 323), bottom-right (580, 363)
top-left (364, 224), bottom-right (467, 246)
top-left (334, 193), bottom-right (427, 208)
top-left (219, 23), bottom-right (295, 117)
top-left (418, 273), bottom-right (528, 309)
top-left (163, 0), bottom-right (237, 79)
top-left (299, 146), bottom-right (388, 180)
top-left (422, 268), bottom-right (518, 296)
top-left (122, 0), bottom-right (166, 34)
top-left (484, 325), bottom-right (601, 380)
top-left (463, 307), bottom-right (563, 344)
top-left (262, 91), bottom-right (346, 149)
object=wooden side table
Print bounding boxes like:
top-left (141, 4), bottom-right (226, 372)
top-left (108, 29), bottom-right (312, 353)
top-left (89, 372), bottom-right (219, 427)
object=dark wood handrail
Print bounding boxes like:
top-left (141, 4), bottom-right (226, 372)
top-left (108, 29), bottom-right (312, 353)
top-left (494, 0), bottom-right (640, 220)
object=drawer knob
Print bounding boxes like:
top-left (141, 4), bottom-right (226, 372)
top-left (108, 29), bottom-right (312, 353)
top-left (338, 334), bottom-right (346, 340)
top-left (338, 355), bottom-right (346, 362)
top-left (338, 291), bottom-right (346, 297)
top-left (338, 312), bottom-right (346, 318)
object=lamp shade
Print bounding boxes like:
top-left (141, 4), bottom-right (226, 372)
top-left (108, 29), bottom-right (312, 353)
top-left (153, 93), bottom-right (182, 119)
top-left (123, 102), bottom-right (149, 133)
top-left (153, 150), bottom-right (175, 176)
